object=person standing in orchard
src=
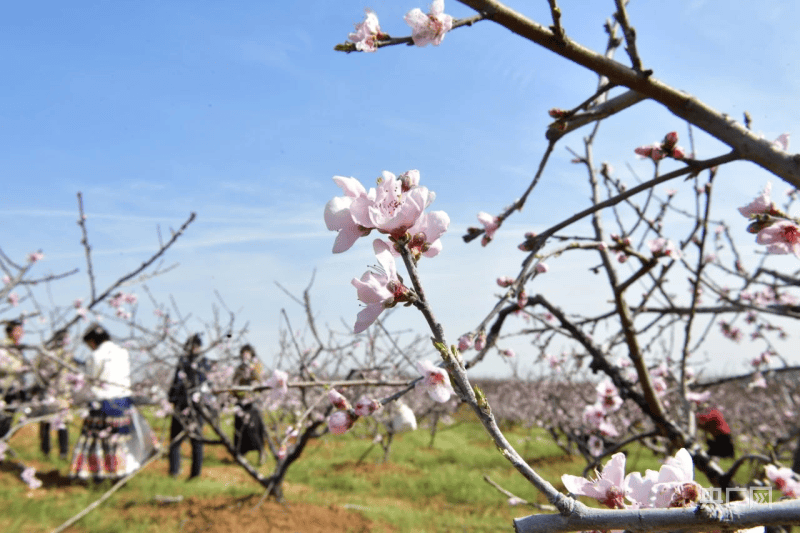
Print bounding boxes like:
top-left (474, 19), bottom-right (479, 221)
top-left (167, 333), bottom-right (211, 479)
top-left (0, 319), bottom-right (27, 438)
top-left (69, 323), bottom-right (139, 480)
top-left (697, 408), bottom-right (735, 459)
top-left (35, 329), bottom-right (70, 459)
top-left (232, 344), bottom-right (266, 465)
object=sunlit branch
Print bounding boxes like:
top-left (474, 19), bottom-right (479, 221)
top-left (211, 379), bottom-right (411, 394)
top-left (457, 0), bottom-right (800, 186)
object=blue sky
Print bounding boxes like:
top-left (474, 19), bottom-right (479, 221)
top-left (2, 1), bottom-right (799, 377)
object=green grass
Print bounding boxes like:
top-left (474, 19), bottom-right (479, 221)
top-left (0, 411), bottom-right (776, 532)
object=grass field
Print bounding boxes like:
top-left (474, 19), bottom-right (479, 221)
top-left (0, 407), bottom-right (765, 533)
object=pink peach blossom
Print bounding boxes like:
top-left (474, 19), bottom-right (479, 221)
top-left (685, 390), bottom-right (711, 404)
top-left (350, 171), bottom-right (435, 239)
top-left (324, 176), bottom-right (372, 253)
top-left (404, 0), bottom-right (453, 47)
top-left (738, 182), bottom-right (777, 218)
top-left (756, 220), bottom-right (800, 257)
top-left (765, 464), bottom-right (800, 498)
top-left (648, 238), bottom-right (682, 259)
top-left (477, 212), bottom-right (500, 247)
top-left (347, 9), bottom-right (386, 53)
top-left (562, 452), bottom-right (627, 509)
top-left (393, 209), bottom-right (450, 259)
top-left (651, 449), bottom-right (702, 508)
top-left (21, 467), bottom-right (42, 490)
top-left (415, 360), bottom-right (454, 403)
top-left (351, 239), bottom-right (411, 333)
top-left (265, 369), bottom-right (289, 408)
top-left (773, 133), bottom-right (791, 152)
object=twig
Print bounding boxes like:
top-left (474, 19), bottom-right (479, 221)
top-left (546, 0), bottom-right (566, 43)
top-left (76, 192), bottom-right (97, 303)
top-left (483, 474), bottom-right (556, 511)
top-left (334, 14), bottom-right (485, 52)
top-left (612, 0), bottom-right (645, 73)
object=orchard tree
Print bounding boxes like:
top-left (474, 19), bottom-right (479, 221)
top-left (326, 1), bottom-right (800, 531)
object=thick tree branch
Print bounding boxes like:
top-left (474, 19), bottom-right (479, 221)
top-left (457, 0), bottom-right (800, 187)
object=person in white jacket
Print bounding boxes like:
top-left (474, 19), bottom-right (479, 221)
top-left (68, 323), bottom-right (154, 480)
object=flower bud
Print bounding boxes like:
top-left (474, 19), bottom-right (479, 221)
top-left (354, 396), bottom-right (382, 417)
top-left (496, 276), bottom-right (514, 287)
top-left (328, 411), bottom-right (356, 435)
top-left (474, 330), bottom-right (487, 351)
top-left (328, 389), bottom-right (350, 410)
top-left (398, 170), bottom-right (420, 192)
top-left (663, 131), bottom-right (678, 149)
top-left (458, 334), bottom-right (474, 351)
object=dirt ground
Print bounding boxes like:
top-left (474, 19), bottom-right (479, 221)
top-left (121, 494), bottom-right (379, 533)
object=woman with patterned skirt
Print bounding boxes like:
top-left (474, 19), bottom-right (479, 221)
top-left (69, 323), bottom-right (155, 480)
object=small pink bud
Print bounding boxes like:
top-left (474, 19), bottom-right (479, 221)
top-left (328, 389), bottom-right (349, 410)
top-left (474, 331), bottom-right (487, 351)
top-left (535, 262), bottom-right (549, 273)
top-left (496, 276), bottom-right (514, 287)
top-left (458, 334), bottom-right (474, 351)
top-left (517, 290), bottom-right (527, 309)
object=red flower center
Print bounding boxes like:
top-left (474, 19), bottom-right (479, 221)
top-left (781, 224), bottom-right (800, 244)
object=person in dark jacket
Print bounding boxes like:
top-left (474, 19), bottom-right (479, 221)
top-left (37, 329), bottom-right (70, 459)
top-left (697, 408), bottom-right (735, 459)
top-left (168, 334), bottom-right (211, 479)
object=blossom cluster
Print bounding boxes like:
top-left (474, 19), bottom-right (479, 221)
top-left (765, 464), bottom-right (800, 498)
top-left (347, 1), bottom-right (453, 51)
top-left (325, 170), bottom-right (449, 333)
top-left (562, 449), bottom-right (703, 510)
top-left (581, 379), bottom-right (625, 455)
top-left (108, 291), bottom-right (138, 320)
top-left (739, 182), bottom-right (800, 258)
top-left (634, 131), bottom-right (686, 162)
top-left (326, 388), bottom-right (382, 435)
